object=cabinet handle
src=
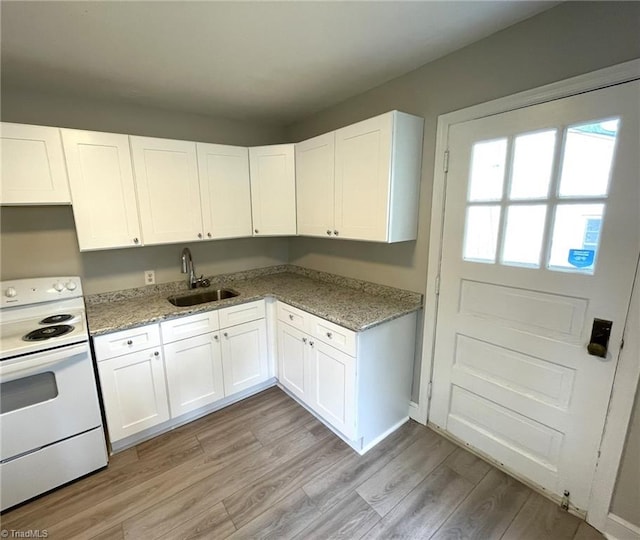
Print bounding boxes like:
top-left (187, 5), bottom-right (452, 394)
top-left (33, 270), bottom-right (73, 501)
top-left (223, 332), bottom-right (228, 338)
top-left (207, 232), bottom-right (212, 238)
top-left (126, 340), bottom-right (133, 345)
top-left (133, 237), bottom-right (139, 244)
top-left (198, 233), bottom-right (203, 239)
top-left (254, 229), bottom-right (259, 234)
top-left (289, 314), bottom-right (294, 320)
top-left (326, 332), bottom-right (333, 339)
top-left (153, 351), bottom-right (159, 357)
top-left (326, 230), bottom-right (332, 236)
top-left (333, 230), bottom-right (339, 236)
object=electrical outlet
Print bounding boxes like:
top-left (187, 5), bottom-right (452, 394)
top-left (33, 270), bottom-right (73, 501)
top-left (144, 270), bottom-right (155, 285)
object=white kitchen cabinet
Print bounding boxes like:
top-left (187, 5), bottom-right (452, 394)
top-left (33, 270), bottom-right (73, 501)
top-left (296, 132), bottom-right (335, 237)
top-left (61, 129), bottom-right (142, 251)
top-left (130, 136), bottom-right (203, 245)
top-left (276, 301), bottom-right (417, 453)
top-left (249, 144), bottom-right (296, 236)
top-left (1, 123), bottom-right (70, 205)
top-left (95, 331), bottom-right (170, 443)
top-left (220, 318), bottom-right (269, 395)
top-left (196, 143), bottom-right (253, 240)
top-left (296, 111), bottom-right (423, 242)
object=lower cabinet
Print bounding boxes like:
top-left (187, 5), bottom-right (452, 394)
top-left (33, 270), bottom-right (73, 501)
top-left (220, 319), bottom-right (269, 395)
top-left (97, 345), bottom-right (170, 442)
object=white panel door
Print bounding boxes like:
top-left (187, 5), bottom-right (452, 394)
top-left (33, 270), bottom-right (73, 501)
top-left (130, 136), bottom-right (203, 245)
top-left (277, 322), bottom-right (308, 401)
top-left (334, 113), bottom-right (392, 241)
top-left (308, 339), bottom-right (356, 439)
top-left (249, 144), bottom-right (296, 236)
top-left (164, 333), bottom-right (224, 417)
top-left (431, 81), bottom-right (640, 511)
top-left (61, 129), bottom-right (142, 250)
top-left (220, 319), bottom-right (268, 395)
top-left (1, 123), bottom-right (70, 204)
top-left (196, 143), bottom-right (252, 240)
top-left (97, 347), bottom-right (169, 442)
top-left (296, 132), bottom-right (335, 238)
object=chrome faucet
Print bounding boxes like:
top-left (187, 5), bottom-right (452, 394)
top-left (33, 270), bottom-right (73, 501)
top-left (180, 247), bottom-right (210, 289)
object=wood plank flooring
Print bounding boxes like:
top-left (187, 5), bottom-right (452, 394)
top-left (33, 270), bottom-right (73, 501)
top-left (1, 387), bottom-right (606, 540)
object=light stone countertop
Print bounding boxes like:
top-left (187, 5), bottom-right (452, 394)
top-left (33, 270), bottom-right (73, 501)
top-left (86, 266), bottom-right (422, 336)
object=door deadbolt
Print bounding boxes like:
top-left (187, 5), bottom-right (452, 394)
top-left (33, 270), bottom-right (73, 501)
top-left (587, 318), bottom-right (613, 358)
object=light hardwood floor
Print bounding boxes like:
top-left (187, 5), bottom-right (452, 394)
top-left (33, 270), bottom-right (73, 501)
top-left (1, 387), bottom-right (606, 539)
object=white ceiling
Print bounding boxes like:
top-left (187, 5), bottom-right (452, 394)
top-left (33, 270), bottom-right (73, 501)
top-left (1, 1), bottom-right (558, 124)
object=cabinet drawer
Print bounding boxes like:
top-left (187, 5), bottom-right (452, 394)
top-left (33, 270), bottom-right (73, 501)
top-left (276, 302), bottom-right (308, 332)
top-left (310, 317), bottom-right (356, 357)
top-left (218, 300), bottom-right (265, 328)
top-left (161, 311), bottom-right (220, 343)
top-left (93, 324), bottom-right (161, 360)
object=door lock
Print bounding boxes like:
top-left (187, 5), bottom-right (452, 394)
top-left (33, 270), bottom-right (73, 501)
top-left (587, 318), bottom-right (613, 358)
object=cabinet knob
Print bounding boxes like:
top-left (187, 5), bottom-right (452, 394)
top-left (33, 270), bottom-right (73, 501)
top-left (198, 233), bottom-right (203, 239)
top-left (326, 230), bottom-right (332, 236)
top-left (309, 341), bottom-right (315, 347)
top-left (133, 237), bottom-right (139, 244)
top-left (207, 232), bottom-right (212, 238)
top-left (214, 334), bottom-right (219, 341)
top-left (289, 314), bottom-right (294, 320)
top-left (153, 351), bottom-right (159, 357)
top-left (326, 332), bottom-right (333, 339)
top-left (254, 229), bottom-right (259, 234)
top-left (333, 230), bottom-right (339, 236)
top-left (302, 337), bottom-right (307, 344)
top-left (223, 332), bottom-right (228, 338)
top-left (126, 340), bottom-right (133, 345)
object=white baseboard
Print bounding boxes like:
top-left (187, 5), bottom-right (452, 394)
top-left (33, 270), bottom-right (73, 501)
top-left (604, 513), bottom-right (640, 540)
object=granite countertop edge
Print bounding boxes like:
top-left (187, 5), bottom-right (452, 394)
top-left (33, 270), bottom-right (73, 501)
top-left (86, 267), bottom-right (423, 336)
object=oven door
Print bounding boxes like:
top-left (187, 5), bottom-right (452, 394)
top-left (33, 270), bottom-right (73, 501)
top-left (0, 342), bottom-right (103, 462)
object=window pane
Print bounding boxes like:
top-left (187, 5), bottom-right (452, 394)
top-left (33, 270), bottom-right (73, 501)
top-left (463, 205), bottom-right (501, 263)
top-left (558, 119), bottom-right (619, 197)
top-left (501, 205), bottom-right (547, 267)
top-left (509, 130), bottom-right (556, 200)
top-left (468, 139), bottom-right (507, 202)
top-left (548, 204), bottom-right (605, 273)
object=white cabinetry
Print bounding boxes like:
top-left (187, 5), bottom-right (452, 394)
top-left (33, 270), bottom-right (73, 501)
top-left (196, 143), bottom-right (253, 240)
top-left (276, 301), bottom-right (416, 453)
top-left (249, 144), bottom-right (296, 236)
top-left (130, 136), bottom-right (203, 245)
top-left (61, 129), bottom-right (142, 251)
top-left (94, 324), bottom-right (170, 443)
top-left (221, 319), bottom-right (269, 395)
top-left (1, 123), bottom-right (70, 205)
top-left (296, 111), bottom-right (424, 242)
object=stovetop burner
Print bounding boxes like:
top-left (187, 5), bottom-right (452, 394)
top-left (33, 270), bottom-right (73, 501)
top-left (40, 314), bottom-right (74, 325)
top-left (23, 325), bottom-right (75, 342)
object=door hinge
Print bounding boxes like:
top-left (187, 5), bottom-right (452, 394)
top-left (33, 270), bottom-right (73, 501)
top-left (443, 150), bottom-right (450, 173)
top-left (620, 337), bottom-right (625, 350)
top-left (561, 490), bottom-right (570, 511)
top-left (427, 381), bottom-right (433, 401)
top-left (435, 275), bottom-right (441, 296)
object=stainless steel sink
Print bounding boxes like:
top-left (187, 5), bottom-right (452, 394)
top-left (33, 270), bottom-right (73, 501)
top-left (167, 288), bottom-right (239, 307)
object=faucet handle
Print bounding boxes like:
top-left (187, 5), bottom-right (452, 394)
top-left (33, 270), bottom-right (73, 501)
top-left (198, 276), bottom-right (211, 288)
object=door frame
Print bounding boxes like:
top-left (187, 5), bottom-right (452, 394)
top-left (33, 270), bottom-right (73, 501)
top-left (413, 58), bottom-right (640, 531)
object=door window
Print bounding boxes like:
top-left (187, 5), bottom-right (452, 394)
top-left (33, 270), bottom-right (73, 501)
top-left (0, 372), bottom-right (58, 414)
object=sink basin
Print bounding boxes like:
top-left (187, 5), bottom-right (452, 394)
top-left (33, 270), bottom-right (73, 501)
top-left (168, 288), bottom-right (239, 307)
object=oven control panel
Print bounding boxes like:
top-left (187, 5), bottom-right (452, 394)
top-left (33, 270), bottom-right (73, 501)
top-left (1, 277), bottom-right (84, 307)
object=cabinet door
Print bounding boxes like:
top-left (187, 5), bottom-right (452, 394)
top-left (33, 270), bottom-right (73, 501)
top-left (197, 143), bottom-right (252, 240)
top-left (97, 347), bottom-right (169, 442)
top-left (334, 113), bottom-right (393, 241)
top-left (308, 340), bottom-right (356, 439)
top-left (1, 123), bottom-right (70, 204)
top-left (277, 323), bottom-right (308, 401)
top-left (296, 133), bottom-right (335, 237)
top-left (61, 129), bottom-right (142, 250)
top-left (249, 144), bottom-right (296, 236)
top-left (164, 333), bottom-right (224, 417)
top-left (130, 136), bottom-right (203, 245)
top-left (220, 319), bottom-right (268, 395)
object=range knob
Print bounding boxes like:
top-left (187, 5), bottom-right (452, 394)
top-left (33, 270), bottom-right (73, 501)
top-left (53, 282), bottom-right (65, 292)
top-left (66, 281), bottom-right (77, 291)
top-left (5, 287), bottom-right (17, 298)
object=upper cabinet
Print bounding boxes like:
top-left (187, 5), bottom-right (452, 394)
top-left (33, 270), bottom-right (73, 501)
top-left (196, 143), bottom-right (252, 240)
top-left (249, 144), bottom-right (296, 236)
top-left (0, 123), bottom-right (71, 205)
top-left (130, 136), bottom-right (203, 245)
top-left (296, 132), bottom-right (335, 238)
top-left (297, 111), bottom-right (424, 243)
top-left (61, 129), bottom-right (142, 251)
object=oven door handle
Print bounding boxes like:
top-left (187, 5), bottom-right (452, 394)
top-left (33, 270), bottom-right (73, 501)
top-left (0, 343), bottom-right (89, 380)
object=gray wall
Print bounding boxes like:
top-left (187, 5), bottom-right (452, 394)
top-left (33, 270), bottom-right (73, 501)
top-left (285, 1), bottom-right (640, 523)
top-left (0, 92), bottom-right (289, 294)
